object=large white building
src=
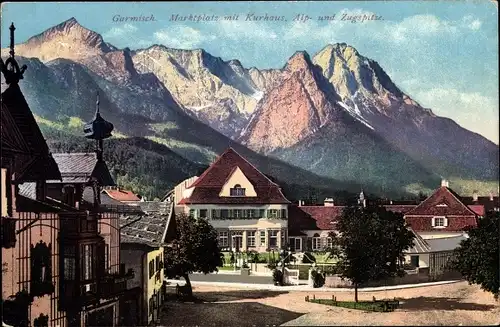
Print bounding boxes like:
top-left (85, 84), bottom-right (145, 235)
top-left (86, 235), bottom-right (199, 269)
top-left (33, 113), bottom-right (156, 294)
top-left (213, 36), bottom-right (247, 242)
top-left (174, 148), bottom-right (290, 253)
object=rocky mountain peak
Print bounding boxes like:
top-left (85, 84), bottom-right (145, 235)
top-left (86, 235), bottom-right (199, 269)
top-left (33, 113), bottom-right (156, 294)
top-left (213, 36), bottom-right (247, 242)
top-left (2, 17), bottom-right (113, 62)
top-left (285, 51), bottom-right (314, 71)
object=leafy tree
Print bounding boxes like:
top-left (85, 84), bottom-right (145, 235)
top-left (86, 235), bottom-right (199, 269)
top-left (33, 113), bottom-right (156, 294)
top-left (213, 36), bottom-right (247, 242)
top-left (329, 205), bottom-right (415, 302)
top-left (452, 211), bottom-right (499, 299)
top-left (164, 213), bottom-right (222, 297)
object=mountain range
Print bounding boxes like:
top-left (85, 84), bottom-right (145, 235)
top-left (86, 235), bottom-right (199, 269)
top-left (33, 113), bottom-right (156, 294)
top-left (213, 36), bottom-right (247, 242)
top-left (1, 17), bottom-right (498, 199)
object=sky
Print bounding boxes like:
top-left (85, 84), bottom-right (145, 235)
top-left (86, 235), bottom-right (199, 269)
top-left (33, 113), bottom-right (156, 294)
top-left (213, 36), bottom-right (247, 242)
top-left (1, 1), bottom-right (498, 144)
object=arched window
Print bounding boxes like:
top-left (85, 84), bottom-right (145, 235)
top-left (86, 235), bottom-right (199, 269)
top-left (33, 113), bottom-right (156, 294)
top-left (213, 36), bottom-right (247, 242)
top-left (230, 184), bottom-right (245, 196)
top-left (62, 185), bottom-right (76, 207)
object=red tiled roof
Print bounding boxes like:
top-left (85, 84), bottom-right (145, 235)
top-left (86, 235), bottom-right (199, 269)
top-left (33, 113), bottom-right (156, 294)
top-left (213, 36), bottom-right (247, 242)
top-left (288, 205), bottom-right (345, 234)
top-left (467, 205), bottom-right (485, 216)
top-left (405, 216), bottom-right (477, 232)
top-left (104, 189), bottom-right (141, 202)
top-left (179, 148), bottom-right (289, 205)
top-left (405, 186), bottom-right (477, 216)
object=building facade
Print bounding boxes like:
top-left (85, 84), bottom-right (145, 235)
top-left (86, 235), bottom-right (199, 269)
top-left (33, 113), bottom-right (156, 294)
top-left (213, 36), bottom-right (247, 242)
top-left (119, 202), bottom-right (176, 326)
top-left (1, 29), bottom-right (133, 327)
top-left (175, 148), bottom-right (290, 253)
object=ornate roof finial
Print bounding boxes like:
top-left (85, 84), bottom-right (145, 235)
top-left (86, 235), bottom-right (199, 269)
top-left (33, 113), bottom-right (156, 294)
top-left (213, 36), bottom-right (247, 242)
top-left (83, 91), bottom-right (114, 141)
top-left (0, 22), bottom-right (27, 85)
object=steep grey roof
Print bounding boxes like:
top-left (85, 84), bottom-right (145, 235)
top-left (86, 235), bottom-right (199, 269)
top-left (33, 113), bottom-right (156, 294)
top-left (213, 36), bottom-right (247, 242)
top-left (120, 202), bottom-right (174, 247)
top-left (47, 152), bottom-right (115, 186)
top-left (426, 235), bottom-right (467, 252)
top-left (18, 182), bottom-right (36, 200)
top-left (405, 229), bottom-right (431, 254)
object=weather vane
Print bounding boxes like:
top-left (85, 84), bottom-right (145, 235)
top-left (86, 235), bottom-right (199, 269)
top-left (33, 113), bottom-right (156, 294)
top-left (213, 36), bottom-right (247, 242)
top-left (0, 23), bottom-right (28, 85)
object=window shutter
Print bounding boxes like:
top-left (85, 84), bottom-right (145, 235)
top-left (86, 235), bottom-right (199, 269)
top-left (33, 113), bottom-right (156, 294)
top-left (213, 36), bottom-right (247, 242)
top-left (444, 218), bottom-right (448, 227)
top-left (431, 217), bottom-right (435, 227)
top-left (281, 209), bottom-right (286, 219)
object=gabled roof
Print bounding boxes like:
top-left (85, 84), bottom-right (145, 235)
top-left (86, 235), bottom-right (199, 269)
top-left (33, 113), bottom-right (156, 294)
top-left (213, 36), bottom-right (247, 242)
top-left (103, 188), bottom-right (141, 202)
top-left (48, 153), bottom-right (115, 186)
top-left (289, 205), bottom-right (345, 233)
top-left (179, 148), bottom-right (290, 204)
top-left (405, 186), bottom-right (477, 216)
top-left (1, 84), bottom-right (61, 181)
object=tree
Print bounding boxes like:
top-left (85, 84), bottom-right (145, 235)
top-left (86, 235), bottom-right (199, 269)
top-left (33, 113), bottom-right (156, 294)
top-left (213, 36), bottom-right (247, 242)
top-left (164, 213), bottom-right (222, 297)
top-left (329, 205), bottom-right (415, 302)
top-left (452, 211), bottom-right (499, 300)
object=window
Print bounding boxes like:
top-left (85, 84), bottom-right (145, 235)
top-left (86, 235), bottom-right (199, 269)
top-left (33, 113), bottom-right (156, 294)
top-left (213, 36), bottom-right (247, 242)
top-left (411, 255), bottom-right (420, 267)
top-left (230, 184), bottom-right (246, 196)
top-left (31, 241), bottom-right (53, 296)
top-left (155, 256), bottom-right (159, 272)
top-left (149, 260), bottom-right (155, 279)
top-left (327, 237), bottom-right (333, 248)
top-left (247, 210), bottom-right (254, 218)
top-left (432, 216), bottom-right (447, 228)
top-left (63, 245), bottom-right (76, 280)
top-left (82, 244), bottom-right (94, 281)
top-left (62, 185), bottom-right (75, 206)
top-left (104, 244), bottom-right (109, 272)
top-left (312, 234), bottom-right (321, 251)
top-left (260, 231), bottom-right (266, 246)
top-left (281, 209), bottom-right (287, 219)
top-left (268, 210), bottom-right (278, 218)
top-left (212, 209), bottom-right (221, 219)
top-left (259, 209), bottom-right (265, 218)
top-left (295, 238), bottom-right (302, 252)
top-left (199, 209), bottom-right (208, 218)
top-left (218, 231), bottom-right (228, 247)
top-left (269, 230), bottom-right (278, 248)
top-left (189, 209), bottom-right (196, 218)
top-left (234, 209), bottom-right (242, 219)
top-left (247, 231), bottom-right (256, 247)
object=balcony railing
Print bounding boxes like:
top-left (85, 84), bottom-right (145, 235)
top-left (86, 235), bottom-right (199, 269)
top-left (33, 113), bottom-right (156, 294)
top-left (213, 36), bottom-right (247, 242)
top-left (59, 264), bottom-right (135, 310)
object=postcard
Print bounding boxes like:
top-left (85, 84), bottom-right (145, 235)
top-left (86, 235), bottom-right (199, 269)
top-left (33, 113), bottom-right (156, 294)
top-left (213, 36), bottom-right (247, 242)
top-left (1, 1), bottom-right (498, 327)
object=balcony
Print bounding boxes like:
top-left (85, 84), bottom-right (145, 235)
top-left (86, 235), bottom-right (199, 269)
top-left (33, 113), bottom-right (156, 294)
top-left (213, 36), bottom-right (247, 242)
top-left (59, 264), bottom-right (134, 310)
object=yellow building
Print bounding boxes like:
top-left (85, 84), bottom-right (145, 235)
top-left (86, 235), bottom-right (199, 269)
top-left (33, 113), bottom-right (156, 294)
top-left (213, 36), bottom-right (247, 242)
top-left (175, 148), bottom-right (290, 253)
top-left (119, 202), bottom-right (176, 325)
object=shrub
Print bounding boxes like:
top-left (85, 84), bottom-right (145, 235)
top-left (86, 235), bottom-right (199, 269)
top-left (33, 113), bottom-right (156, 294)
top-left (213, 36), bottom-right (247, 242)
top-left (311, 269), bottom-right (326, 288)
top-left (242, 261), bottom-right (249, 269)
top-left (273, 269), bottom-right (284, 286)
top-left (302, 252), bottom-right (316, 264)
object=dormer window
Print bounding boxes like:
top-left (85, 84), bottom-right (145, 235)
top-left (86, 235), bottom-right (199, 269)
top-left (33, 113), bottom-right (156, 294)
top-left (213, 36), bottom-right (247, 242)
top-left (230, 184), bottom-right (246, 197)
top-left (432, 216), bottom-right (448, 228)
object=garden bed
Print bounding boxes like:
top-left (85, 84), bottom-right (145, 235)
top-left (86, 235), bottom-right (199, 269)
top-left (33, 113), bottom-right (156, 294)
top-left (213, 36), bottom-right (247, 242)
top-left (305, 295), bottom-right (400, 312)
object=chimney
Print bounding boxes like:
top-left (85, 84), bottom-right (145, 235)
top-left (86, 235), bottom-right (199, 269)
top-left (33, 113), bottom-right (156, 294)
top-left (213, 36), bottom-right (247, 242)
top-left (490, 192), bottom-right (494, 201)
top-left (390, 200), bottom-right (393, 205)
top-left (298, 200), bottom-right (302, 207)
top-left (324, 198), bottom-right (334, 207)
top-left (441, 179), bottom-right (449, 188)
top-left (472, 191), bottom-right (479, 202)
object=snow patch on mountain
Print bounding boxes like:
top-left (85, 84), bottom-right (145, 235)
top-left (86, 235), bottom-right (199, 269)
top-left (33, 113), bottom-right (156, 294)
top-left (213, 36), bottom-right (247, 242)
top-left (338, 101), bottom-right (375, 130)
top-left (252, 91), bottom-right (264, 101)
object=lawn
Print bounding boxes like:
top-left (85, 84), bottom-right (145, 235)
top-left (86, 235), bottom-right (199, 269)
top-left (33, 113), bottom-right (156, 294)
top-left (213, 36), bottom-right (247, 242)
top-left (306, 296), bottom-right (400, 312)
